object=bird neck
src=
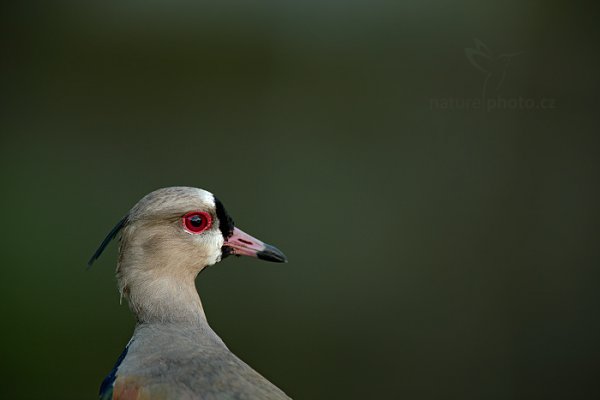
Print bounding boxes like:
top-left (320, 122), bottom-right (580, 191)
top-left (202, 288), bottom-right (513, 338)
top-left (121, 267), bottom-right (209, 326)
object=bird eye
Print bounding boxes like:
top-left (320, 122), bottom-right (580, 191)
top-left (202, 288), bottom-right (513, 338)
top-left (182, 211), bottom-right (212, 234)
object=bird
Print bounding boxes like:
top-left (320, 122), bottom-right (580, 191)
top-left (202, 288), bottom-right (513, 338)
top-left (88, 187), bottom-right (291, 400)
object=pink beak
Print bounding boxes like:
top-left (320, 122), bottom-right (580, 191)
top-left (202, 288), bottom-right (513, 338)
top-left (223, 227), bottom-right (287, 263)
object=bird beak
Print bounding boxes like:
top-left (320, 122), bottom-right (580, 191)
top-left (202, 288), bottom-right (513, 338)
top-left (223, 227), bottom-right (288, 263)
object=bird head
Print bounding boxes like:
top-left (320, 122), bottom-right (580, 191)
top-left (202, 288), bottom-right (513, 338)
top-left (88, 187), bottom-right (287, 318)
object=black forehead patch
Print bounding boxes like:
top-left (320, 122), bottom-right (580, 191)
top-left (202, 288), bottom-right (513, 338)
top-left (214, 196), bottom-right (235, 239)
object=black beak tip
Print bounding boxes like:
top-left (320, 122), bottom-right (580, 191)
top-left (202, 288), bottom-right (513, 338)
top-left (257, 244), bottom-right (288, 263)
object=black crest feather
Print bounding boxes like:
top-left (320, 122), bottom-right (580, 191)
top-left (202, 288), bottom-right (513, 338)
top-left (87, 215), bottom-right (128, 268)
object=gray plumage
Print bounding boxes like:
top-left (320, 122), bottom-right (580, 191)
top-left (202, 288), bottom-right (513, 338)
top-left (118, 323), bottom-right (290, 399)
top-left (93, 187), bottom-right (291, 400)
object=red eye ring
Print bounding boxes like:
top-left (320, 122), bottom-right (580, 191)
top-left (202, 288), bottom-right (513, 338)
top-left (182, 211), bottom-right (212, 234)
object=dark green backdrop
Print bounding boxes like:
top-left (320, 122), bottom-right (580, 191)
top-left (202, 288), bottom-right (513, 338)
top-left (1, 2), bottom-right (598, 399)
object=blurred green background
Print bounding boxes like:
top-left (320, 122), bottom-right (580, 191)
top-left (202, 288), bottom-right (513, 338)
top-left (1, 1), bottom-right (599, 399)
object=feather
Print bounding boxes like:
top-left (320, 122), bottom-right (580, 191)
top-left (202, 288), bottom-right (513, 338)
top-left (88, 215), bottom-right (128, 267)
top-left (99, 341), bottom-right (132, 399)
